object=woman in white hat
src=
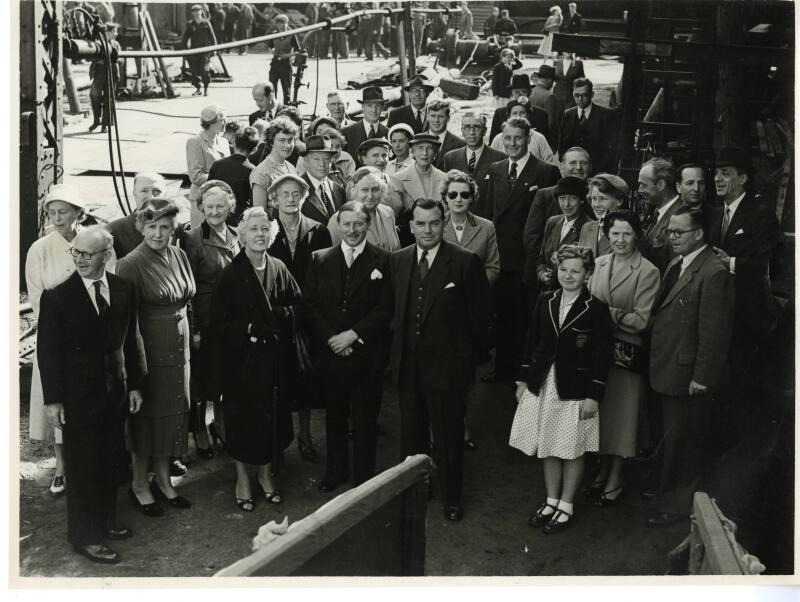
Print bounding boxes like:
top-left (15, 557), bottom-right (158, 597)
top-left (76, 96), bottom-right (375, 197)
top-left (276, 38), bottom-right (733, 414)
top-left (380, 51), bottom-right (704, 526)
top-left (25, 184), bottom-right (116, 496)
top-left (186, 104), bottom-right (229, 228)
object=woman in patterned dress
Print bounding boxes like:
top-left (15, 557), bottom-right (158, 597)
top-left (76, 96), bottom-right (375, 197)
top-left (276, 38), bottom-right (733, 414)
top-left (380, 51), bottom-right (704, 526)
top-left (116, 199), bottom-right (196, 515)
top-left (509, 245), bottom-right (613, 533)
top-left (250, 116), bottom-right (299, 211)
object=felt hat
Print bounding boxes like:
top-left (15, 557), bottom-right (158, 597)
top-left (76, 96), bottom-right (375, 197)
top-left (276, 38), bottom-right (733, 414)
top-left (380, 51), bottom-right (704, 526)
top-left (588, 173), bottom-right (629, 198)
top-left (357, 137), bottom-right (391, 155)
top-left (409, 132), bottom-right (441, 147)
top-left (301, 135), bottom-right (338, 156)
top-left (404, 74), bottom-right (435, 92)
top-left (715, 146), bottom-right (750, 170)
top-left (536, 64), bottom-right (556, 79)
top-left (555, 176), bottom-right (588, 198)
top-left (137, 198), bottom-right (179, 223)
top-left (511, 74), bottom-right (532, 90)
top-left (267, 173), bottom-right (309, 196)
top-left (357, 86), bottom-right (389, 104)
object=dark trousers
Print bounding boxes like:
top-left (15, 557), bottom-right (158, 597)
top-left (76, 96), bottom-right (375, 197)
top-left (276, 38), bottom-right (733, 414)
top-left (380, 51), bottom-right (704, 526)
top-left (187, 54), bottom-right (211, 90)
top-left (269, 59), bottom-right (292, 105)
top-left (89, 72), bottom-right (112, 126)
top-left (655, 392), bottom-right (712, 516)
top-left (323, 364), bottom-right (382, 485)
top-left (236, 24), bottom-right (252, 54)
top-left (63, 403), bottom-right (126, 546)
top-left (493, 269), bottom-right (528, 379)
top-left (317, 30), bottom-right (331, 58)
top-left (333, 31), bottom-right (349, 59)
top-left (399, 361), bottom-right (466, 508)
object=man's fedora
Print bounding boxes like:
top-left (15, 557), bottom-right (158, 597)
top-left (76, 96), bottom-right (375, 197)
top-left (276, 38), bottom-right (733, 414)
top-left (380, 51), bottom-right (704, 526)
top-left (535, 64), bottom-right (556, 80)
top-left (301, 135), bottom-right (338, 156)
top-left (715, 146), bottom-right (750, 171)
top-left (404, 75), bottom-right (435, 92)
top-left (511, 74), bottom-right (532, 90)
top-left (357, 86), bottom-right (389, 104)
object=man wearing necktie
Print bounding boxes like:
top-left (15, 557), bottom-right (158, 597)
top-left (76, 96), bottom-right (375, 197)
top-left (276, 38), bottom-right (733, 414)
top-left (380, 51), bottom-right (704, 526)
top-left (37, 227), bottom-right (146, 564)
top-left (557, 78), bottom-right (618, 173)
top-left (707, 147), bottom-right (780, 447)
top-left (389, 198), bottom-right (491, 521)
top-left (388, 75), bottom-right (434, 134)
top-left (341, 86), bottom-right (390, 167)
top-left (305, 202), bottom-right (392, 493)
top-left (300, 135), bottom-right (346, 225)
top-left (646, 208), bottom-right (734, 528)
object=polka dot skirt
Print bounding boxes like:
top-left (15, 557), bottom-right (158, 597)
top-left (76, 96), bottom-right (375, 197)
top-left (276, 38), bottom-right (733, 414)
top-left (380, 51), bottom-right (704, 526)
top-left (509, 366), bottom-right (599, 460)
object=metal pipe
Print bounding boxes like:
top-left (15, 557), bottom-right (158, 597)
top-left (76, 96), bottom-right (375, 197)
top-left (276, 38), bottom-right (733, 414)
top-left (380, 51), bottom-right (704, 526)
top-left (118, 6), bottom-right (461, 59)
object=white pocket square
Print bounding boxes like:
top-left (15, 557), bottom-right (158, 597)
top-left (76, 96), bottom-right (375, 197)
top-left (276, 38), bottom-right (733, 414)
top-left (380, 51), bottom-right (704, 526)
top-left (735, 229), bottom-right (744, 235)
top-left (444, 282), bottom-right (456, 289)
top-left (528, 185), bottom-right (538, 192)
top-left (370, 269), bottom-right (383, 280)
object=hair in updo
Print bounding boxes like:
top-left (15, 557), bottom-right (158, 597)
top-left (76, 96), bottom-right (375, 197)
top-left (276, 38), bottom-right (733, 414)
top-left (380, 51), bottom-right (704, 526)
top-left (551, 244), bottom-right (595, 274)
top-left (236, 206), bottom-right (279, 249)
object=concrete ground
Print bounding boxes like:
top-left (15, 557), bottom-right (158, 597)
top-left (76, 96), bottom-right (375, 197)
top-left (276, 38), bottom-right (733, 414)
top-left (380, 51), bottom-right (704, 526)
top-left (19, 48), bottom-right (688, 579)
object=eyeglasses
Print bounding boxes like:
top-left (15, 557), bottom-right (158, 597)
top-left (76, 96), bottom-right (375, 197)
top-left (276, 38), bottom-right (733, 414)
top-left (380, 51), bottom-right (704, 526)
top-left (276, 191), bottom-right (304, 200)
top-left (447, 191), bottom-right (472, 200)
top-left (68, 247), bottom-right (110, 261)
top-left (665, 227), bottom-right (700, 239)
top-left (409, 88), bottom-right (428, 96)
top-left (461, 124), bottom-right (484, 131)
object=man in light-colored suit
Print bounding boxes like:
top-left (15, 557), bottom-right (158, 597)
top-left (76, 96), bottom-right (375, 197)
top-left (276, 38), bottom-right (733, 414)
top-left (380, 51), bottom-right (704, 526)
top-left (646, 208), bottom-right (734, 528)
top-left (639, 157), bottom-right (683, 274)
top-left (443, 112), bottom-right (507, 204)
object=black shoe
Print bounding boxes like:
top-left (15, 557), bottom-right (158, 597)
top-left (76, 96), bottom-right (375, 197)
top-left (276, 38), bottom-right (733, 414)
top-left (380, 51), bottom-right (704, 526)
top-left (585, 478), bottom-right (605, 500)
top-left (73, 543), bottom-right (121, 564)
top-left (128, 489), bottom-right (164, 517)
top-left (646, 512), bottom-right (684, 528)
top-left (100, 126), bottom-right (107, 133)
top-left (88, 122), bottom-right (100, 132)
top-left (106, 526), bottom-right (133, 540)
top-left (192, 88), bottom-right (203, 96)
top-left (543, 509), bottom-right (574, 534)
top-left (297, 437), bottom-right (320, 463)
top-left (594, 486), bottom-right (624, 508)
top-left (640, 487), bottom-right (658, 500)
top-left (193, 432), bottom-right (214, 459)
top-left (444, 506), bottom-right (463, 521)
top-left (208, 422), bottom-right (225, 449)
top-left (150, 480), bottom-right (191, 509)
top-left (203, 87), bottom-right (208, 96)
top-left (528, 502), bottom-right (558, 528)
top-left (318, 476), bottom-right (347, 493)
top-left (170, 459), bottom-right (188, 477)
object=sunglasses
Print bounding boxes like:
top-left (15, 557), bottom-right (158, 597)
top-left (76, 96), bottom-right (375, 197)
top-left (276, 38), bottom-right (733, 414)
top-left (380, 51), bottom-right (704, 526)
top-left (446, 191), bottom-right (472, 200)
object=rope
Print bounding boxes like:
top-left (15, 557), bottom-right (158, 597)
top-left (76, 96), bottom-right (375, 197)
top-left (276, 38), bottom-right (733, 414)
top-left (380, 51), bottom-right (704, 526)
top-left (118, 7), bottom-right (462, 59)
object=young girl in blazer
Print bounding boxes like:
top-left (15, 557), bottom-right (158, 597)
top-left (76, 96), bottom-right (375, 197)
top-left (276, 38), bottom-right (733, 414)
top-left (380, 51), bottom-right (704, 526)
top-left (509, 244), bottom-right (613, 533)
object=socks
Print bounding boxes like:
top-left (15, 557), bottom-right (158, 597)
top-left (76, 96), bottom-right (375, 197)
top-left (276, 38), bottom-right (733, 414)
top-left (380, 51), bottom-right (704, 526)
top-left (541, 497), bottom-right (559, 516)
top-left (556, 500), bottom-right (574, 522)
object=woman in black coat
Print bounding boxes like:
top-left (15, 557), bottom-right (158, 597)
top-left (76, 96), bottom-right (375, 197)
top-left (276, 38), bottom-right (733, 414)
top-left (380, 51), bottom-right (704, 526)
top-left (267, 173), bottom-right (333, 463)
top-left (509, 244), bottom-right (613, 533)
top-left (208, 207), bottom-right (302, 511)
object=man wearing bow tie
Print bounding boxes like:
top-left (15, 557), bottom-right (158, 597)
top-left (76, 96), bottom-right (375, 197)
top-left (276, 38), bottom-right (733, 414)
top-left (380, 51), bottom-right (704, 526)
top-left (305, 202), bottom-right (392, 493)
top-left (389, 198), bottom-right (491, 521)
top-left (37, 227), bottom-right (146, 564)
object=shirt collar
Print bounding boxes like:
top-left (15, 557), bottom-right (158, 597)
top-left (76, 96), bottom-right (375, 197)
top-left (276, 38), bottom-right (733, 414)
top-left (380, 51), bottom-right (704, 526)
top-left (416, 242), bottom-right (441, 264)
top-left (656, 195), bottom-right (680, 220)
top-left (509, 152), bottom-right (530, 175)
top-left (681, 244), bottom-right (708, 272)
top-left (81, 271), bottom-right (109, 292)
top-left (724, 192), bottom-right (746, 218)
top-left (306, 173), bottom-right (327, 189)
top-left (578, 104), bottom-right (593, 119)
top-left (363, 119), bottom-right (379, 136)
top-left (341, 239), bottom-right (367, 258)
top-left (467, 144), bottom-right (484, 161)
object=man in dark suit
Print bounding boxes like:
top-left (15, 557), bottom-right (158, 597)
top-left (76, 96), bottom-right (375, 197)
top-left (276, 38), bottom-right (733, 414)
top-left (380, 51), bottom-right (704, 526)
top-left (108, 172), bottom-right (173, 259)
top-left (341, 86), bottom-right (389, 167)
top-left (707, 147), bottom-right (780, 440)
top-left (305, 201), bottom-right (392, 492)
top-left (489, 74), bottom-right (554, 144)
top-left (639, 157), bottom-right (683, 273)
top-left (481, 117), bottom-right (560, 382)
top-left (443, 112), bottom-right (507, 203)
top-left (647, 208), bottom-right (734, 527)
top-left (557, 78), bottom-right (617, 173)
top-left (387, 74), bottom-right (433, 134)
top-left (248, 82), bottom-right (282, 125)
top-left (563, 2), bottom-right (583, 33)
top-left (424, 100), bottom-right (465, 170)
top-left (389, 198), bottom-right (491, 521)
top-left (489, 74), bottom-right (551, 144)
top-left (208, 126), bottom-right (259, 222)
top-left (522, 146), bottom-right (592, 287)
top-left (299, 135), bottom-right (346, 225)
top-left (37, 226), bottom-right (146, 563)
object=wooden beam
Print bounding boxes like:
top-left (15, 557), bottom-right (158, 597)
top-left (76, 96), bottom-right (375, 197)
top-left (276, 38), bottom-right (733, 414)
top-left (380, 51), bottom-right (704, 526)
top-left (692, 493), bottom-right (744, 575)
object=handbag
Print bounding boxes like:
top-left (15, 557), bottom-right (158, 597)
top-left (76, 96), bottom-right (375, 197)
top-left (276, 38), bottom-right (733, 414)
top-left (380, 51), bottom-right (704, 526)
top-left (288, 309), bottom-right (314, 377)
top-left (612, 337), bottom-right (644, 373)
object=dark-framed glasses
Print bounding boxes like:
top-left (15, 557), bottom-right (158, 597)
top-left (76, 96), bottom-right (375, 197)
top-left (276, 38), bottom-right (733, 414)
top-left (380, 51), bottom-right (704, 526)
top-left (68, 247), bottom-right (109, 261)
top-left (447, 191), bottom-right (472, 200)
top-left (665, 227), bottom-right (700, 239)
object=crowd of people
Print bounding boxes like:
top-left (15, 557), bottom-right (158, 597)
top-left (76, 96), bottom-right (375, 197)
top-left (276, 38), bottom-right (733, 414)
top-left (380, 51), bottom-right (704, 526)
top-left (27, 3), bottom-right (782, 569)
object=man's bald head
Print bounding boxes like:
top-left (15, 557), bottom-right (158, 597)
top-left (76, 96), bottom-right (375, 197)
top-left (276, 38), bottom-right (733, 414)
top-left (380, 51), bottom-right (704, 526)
top-left (133, 172), bottom-right (166, 208)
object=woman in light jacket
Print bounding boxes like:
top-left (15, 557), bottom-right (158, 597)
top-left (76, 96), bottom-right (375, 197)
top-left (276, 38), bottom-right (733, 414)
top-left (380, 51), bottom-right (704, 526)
top-left (587, 209), bottom-right (660, 506)
top-left (186, 104), bottom-right (229, 227)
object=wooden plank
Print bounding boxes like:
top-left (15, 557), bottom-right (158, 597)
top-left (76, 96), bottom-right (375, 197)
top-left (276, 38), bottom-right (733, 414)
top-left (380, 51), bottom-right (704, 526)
top-left (692, 493), bottom-right (744, 575)
top-left (755, 120), bottom-right (771, 154)
top-left (400, 480), bottom-right (427, 576)
top-left (216, 455), bottom-right (434, 577)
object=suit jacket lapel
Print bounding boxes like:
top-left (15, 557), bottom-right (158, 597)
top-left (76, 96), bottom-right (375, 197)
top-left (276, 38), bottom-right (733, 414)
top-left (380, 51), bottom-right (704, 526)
top-left (421, 242), bottom-right (452, 324)
top-left (70, 272), bottom-right (100, 325)
top-left (395, 246), bottom-right (415, 332)
top-left (328, 246), bottom-right (345, 300)
top-left (547, 289), bottom-right (560, 334)
top-left (305, 181), bottom-right (329, 220)
top-left (609, 251), bottom-right (641, 292)
top-left (661, 248), bottom-right (710, 308)
top-left (559, 288), bottom-right (592, 332)
top-left (459, 214), bottom-right (481, 248)
top-left (347, 244), bottom-right (377, 296)
top-left (723, 195), bottom-right (751, 247)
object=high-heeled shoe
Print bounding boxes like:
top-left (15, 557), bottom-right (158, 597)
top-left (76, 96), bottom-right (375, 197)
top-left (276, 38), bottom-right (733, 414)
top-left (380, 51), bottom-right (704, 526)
top-left (236, 497), bottom-right (255, 512)
top-left (208, 422), bottom-right (225, 449)
top-left (150, 480), bottom-right (192, 509)
top-left (129, 488), bottom-right (164, 517)
top-left (594, 486), bottom-right (624, 508)
top-left (193, 431), bottom-right (214, 459)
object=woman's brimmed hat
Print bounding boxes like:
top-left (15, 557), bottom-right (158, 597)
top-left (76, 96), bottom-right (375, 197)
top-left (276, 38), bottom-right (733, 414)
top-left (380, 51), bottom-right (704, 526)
top-left (409, 132), bottom-right (441, 148)
top-left (137, 198), bottom-right (179, 223)
top-left (267, 173), bottom-right (310, 196)
top-left (555, 176), bottom-right (588, 198)
top-left (43, 183), bottom-right (89, 211)
top-left (358, 137), bottom-right (391, 155)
